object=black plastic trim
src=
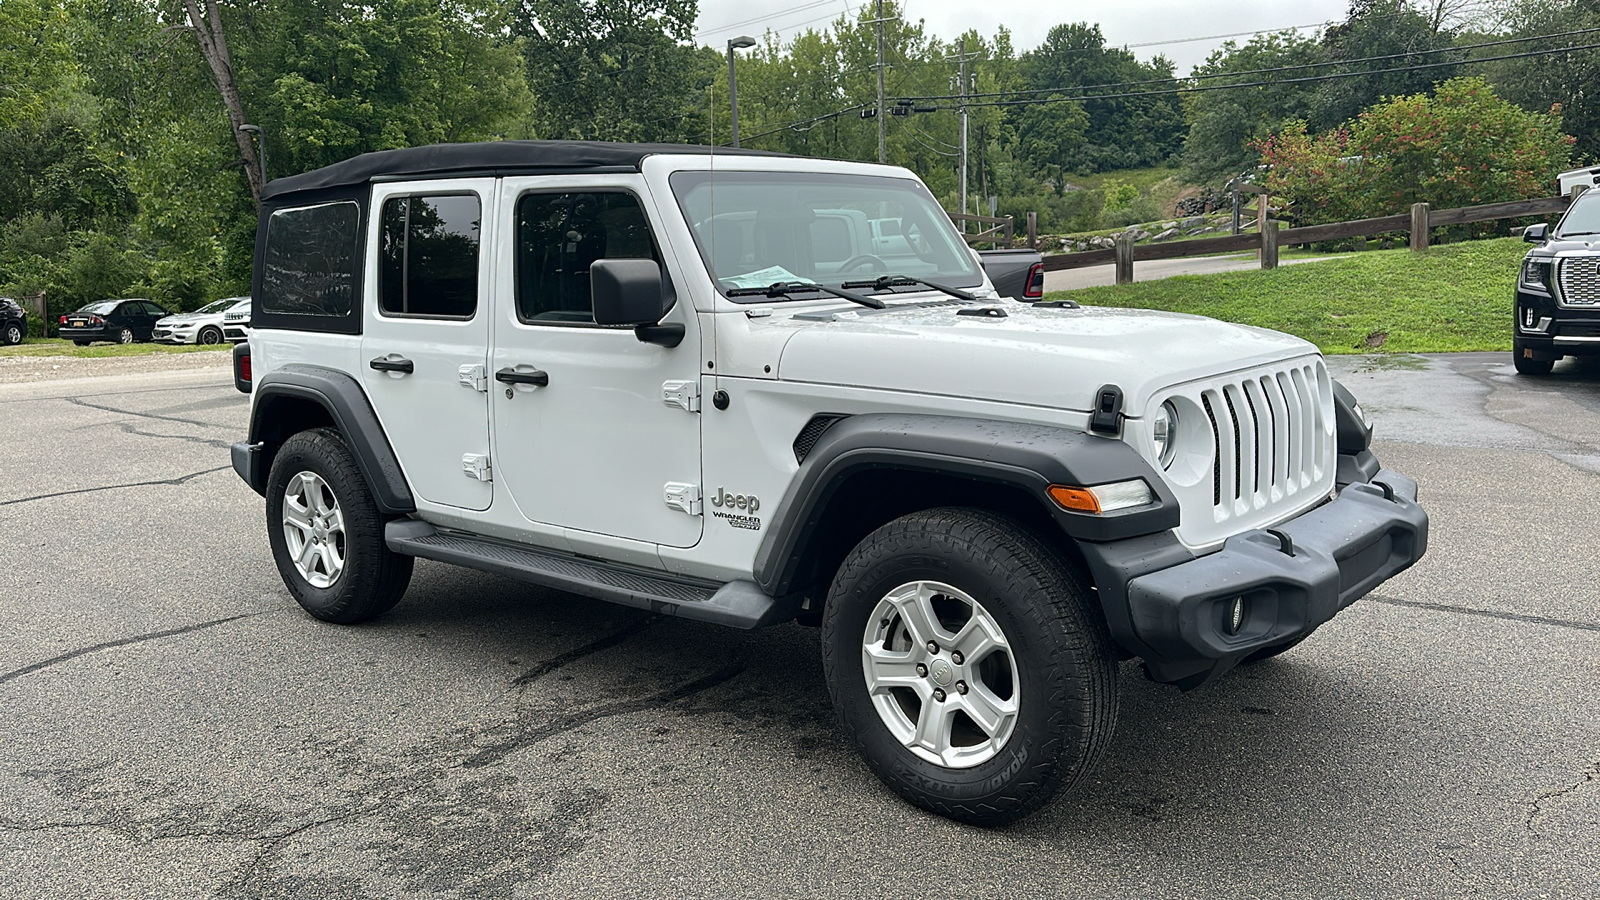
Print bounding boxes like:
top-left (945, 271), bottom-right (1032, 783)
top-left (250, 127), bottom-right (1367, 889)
top-left (753, 413), bottom-right (1180, 596)
top-left (247, 364), bottom-right (414, 514)
top-left (1331, 379), bottom-right (1373, 454)
top-left (386, 519), bottom-right (799, 628)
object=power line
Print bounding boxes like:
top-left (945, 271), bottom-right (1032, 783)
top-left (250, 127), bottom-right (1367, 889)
top-left (696, 0), bottom-right (840, 37)
top-left (916, 40), bottom-right (1600, 111)
top-left (898, 25), bottom-right (1600, 103)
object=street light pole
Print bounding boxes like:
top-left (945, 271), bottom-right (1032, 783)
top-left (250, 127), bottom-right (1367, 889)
top-left (238, 124), bottom-right (266, 187)
top-left (726, 35), bottom-right (757, 148)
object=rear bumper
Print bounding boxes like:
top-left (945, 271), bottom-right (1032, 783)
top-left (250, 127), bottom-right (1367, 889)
top-left (1083, 467), bottom-right (1427, 689)
top-left (57, 326), bottom-right (114, 342)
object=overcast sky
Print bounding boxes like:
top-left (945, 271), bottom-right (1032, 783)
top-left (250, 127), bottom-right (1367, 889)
top-left (694, 0), bottom-right (1355, 73)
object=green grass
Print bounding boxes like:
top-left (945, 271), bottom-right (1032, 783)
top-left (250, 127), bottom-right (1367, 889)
top-left (0, 338), bottom-right (233, 359)
top-left (1062, 167), bottom-right (1184, 194)
top-left (1046, 237), bottom-right (1524, 354)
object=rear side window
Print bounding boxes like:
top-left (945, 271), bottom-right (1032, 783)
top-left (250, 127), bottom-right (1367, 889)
top-left (515, 191), bottom-right (662, 323)
top-left (261, 201), bottom-right (361, 318)
top-left (378, 194), bottom-right (481, 318)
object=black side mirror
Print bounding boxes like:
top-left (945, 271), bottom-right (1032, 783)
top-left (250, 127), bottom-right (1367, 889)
top-left (590, 258), bottom-right (683, 347)
top-left (1524, 223), bottom-right (1549, 243)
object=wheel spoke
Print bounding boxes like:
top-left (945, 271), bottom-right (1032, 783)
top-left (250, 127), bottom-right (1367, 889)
top-left (296, 538), bottom-right (319, 571)
top-left (952, 614), bottom-right (1005, 663)
top-left (301, 474), bottom-right (327, 514)
top-left (863, 643), bottom-right (926, 692)
top-left (887, 582), bottom-right (945, 645)
top-left (959, 684), bottom-right (1016, 739)
top-left (912, 698), bottom-right (957, 756)
top-left (323, 506), bottom-right (344, 536)
top-left (282, 502), bottom-right (313, 533)
top-left (321, 540), bottom-right (344, 577)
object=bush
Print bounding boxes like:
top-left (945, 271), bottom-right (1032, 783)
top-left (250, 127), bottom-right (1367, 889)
top-left (1256, 77), bottom-right (1574, 225)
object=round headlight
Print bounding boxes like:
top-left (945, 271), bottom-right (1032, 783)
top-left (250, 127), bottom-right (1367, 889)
top-left (1152, 400), bottom-right (1178, 469)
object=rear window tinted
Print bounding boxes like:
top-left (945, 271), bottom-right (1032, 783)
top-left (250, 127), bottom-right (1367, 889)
top-left (261, 201), bottom-right (361, 317)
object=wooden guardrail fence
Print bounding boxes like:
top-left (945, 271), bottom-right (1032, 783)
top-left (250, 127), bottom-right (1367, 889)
top-left (1041, 193), bottom-right (1578, 285)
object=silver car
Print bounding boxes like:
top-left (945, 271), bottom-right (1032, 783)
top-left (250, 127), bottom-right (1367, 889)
top-left (153, 297), bottom-right (250, 345)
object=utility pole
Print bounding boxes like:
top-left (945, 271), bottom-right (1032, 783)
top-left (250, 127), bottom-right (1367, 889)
top-left (959, 38), bottom-right (968, 222)
top-left (875, 0), bottom-right (886, 164)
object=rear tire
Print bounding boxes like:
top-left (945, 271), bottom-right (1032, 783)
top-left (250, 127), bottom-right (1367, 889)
top-left (266, 427), bottom-right (412, 624)
top-left (116, 327), bottom-right (134, 345)
top-left (73, 340), bottom-right (89, 347)
top-left (821, 507), bottom-right (1118, 826)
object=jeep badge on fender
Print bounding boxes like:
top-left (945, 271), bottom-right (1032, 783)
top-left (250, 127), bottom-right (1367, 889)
top-left (711, 488), bottom-right (759, 513)
top-left (230, 139), bottom-right (1427, 829)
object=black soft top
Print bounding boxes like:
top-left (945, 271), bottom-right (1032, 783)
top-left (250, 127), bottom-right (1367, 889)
top-left (262, 140), bottom-right (788, 200)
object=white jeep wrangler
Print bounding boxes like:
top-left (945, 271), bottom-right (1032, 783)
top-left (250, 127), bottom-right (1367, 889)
top-left (230, 140), bottom-right (1428, 825)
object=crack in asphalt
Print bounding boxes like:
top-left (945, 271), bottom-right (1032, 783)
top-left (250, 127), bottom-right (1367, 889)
top-left (0, 465), bottom-right (230, 507)
top-left (86, 419), bottom-right (234, 450)
top-left (0, 613), bottom-right (264, 686)
top-left (64, 395), bottom-right (228, 430)
top-left (460, 656), bottom-right (747, 770)
top-left (0, 382), bottom-right (236, 406)
top-left (511, 615), bottom-right (659, 686)
top-left (1365, 594), bottom-right (1600, 634)
top-left (1526, 759), bottom-right (1600, 832)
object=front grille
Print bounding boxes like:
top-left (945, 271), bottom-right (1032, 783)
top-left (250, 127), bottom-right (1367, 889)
top-left (1159, 357), bottom-right (1334, 548)
top-left (1558, 257), bottom-right (1600, 306)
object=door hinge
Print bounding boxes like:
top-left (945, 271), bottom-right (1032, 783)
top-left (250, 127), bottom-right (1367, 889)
top-left (462, 453), bottom-right (492, 482)
top-left (662, 380), bottom-right (700, 412)
top-left (458, 364), bottom-right (488, 392)
top-left (663, 482), bottom-right (702, 516)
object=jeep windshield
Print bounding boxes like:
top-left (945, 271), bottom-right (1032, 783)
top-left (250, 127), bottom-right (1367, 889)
top-left (669, 170), bottom-right (982, 301)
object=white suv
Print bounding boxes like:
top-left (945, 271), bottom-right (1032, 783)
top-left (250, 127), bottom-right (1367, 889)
top-left (230, 140), bottom-right (1428, 825)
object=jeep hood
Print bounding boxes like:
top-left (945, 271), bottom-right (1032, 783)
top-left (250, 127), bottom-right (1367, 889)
top-left (775, 301), bottom-right (1317, 414)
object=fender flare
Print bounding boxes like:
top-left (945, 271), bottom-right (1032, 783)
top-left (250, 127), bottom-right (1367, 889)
top-left (246, 364), bottom-right (415, 515)
top-left (752, 413), bottom-right (1179, 597)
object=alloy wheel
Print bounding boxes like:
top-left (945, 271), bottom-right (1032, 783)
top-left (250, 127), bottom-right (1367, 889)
top-left (281, 470), bottom-right (347, 588)
top-left (861, 580), bottom-right (1020, 768)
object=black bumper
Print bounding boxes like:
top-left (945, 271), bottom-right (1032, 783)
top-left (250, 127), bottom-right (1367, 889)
top-left (232, 441), bottom-right (265, 496)
top-left (1082, 468), bottom-right (1427, 689)
top-left (57, 326), bottom-right (115, 342)
top-left (1515, 288), bottom-right (1600, 357)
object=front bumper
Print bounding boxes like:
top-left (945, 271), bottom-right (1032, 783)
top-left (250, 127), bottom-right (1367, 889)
top-left (1082, 466), bottom-right (1427, 689)
top-left (1515, 287), bottom-right (1600, 357)
top-left (153, 328), bottom-right (194, 344)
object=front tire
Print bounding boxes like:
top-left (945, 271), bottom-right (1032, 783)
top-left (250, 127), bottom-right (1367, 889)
top-left (2, 323), bottom-right (21, 345)
top-left (265, 427), bottom-right (412, 624)
top-left (821, 507), bottom-right (1118, 826)
top-left (1513, 337), bottom-right (1555, 376)
top-left (198, 326), bottom-right (223, 345)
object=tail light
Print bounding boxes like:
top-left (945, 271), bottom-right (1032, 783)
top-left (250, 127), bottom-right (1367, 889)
top-left (59, 315), bottom-right (67, 325)
top-left (233, 342), bottom-right (252, 394)
top-left (91, 316), bottom-right (104, 325)
top-left (1024, 263), bottom-right (1045, 300)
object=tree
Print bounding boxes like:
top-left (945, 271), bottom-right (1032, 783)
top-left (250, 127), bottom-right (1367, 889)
top-left (1182, 30), bottom-right (1329, 183)
top-left (181, 0), bottom-right (261, 200)
top-left (1311, 0), bottom-right (1461, 130)
top-left (1484, 0), bottom-right (1600, 163)
top-left (1258, 77), bottom-right (1574, 224)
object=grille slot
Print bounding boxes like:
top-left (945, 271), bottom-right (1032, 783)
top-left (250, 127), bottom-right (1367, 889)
top-left (793, 414), bottom-right (849, 464)
top-left (1558, 257), bottom-right (1600, 306)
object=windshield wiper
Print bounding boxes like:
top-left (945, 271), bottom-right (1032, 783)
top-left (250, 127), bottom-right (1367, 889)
top-left (724, 281), bottom-right (885, 309)
top-left (839, 274), bottom-right (979, 303)
top-left (1559, 230), bottom-right (1600, 237)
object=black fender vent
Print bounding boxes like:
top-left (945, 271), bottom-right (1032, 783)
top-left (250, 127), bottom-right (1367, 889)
top-left (793, 414), bottom-right (850, 464)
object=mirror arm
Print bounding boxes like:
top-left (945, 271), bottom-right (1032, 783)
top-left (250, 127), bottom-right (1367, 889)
top-left (634, 322), bottom-right (685, 348)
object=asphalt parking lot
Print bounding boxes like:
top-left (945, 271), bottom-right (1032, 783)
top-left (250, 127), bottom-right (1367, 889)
top-left (1, 352), bottom-right (1596, 898)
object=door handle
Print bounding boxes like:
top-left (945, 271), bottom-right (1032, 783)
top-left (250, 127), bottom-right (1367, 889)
top-left (369, 356), bottom-right (414, 374)
top-left (495, 367), bottom-right (549, 387)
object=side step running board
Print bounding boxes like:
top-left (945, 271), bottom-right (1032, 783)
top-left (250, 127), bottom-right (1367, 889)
top-left (385, 519), bottom-right (798, 629)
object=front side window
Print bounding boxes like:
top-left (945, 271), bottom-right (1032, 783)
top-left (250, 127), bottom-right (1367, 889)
top-left (261, 201), bottom-right (361, 317)
top-left (515, 191), bottom-right (662, 323)
top-left (378, 194), bottom-right (481, 318)
top-left (669, 171), bottom-right (981, 299)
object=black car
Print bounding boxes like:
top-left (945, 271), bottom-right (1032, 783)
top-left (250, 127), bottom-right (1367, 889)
top-left (57, 299), bottom-right (171, 346)
top-left (0, 297), bottom-right (24, 346)
top-left (1515, 190), bottom-right (1600, 375)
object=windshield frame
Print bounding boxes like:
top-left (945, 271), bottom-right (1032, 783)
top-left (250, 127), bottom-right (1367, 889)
top-left (667, 169), bottom-right (982, 303)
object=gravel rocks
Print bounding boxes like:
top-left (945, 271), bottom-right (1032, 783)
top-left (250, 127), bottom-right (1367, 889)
top-left (0, 349), bottom-right (232, 385)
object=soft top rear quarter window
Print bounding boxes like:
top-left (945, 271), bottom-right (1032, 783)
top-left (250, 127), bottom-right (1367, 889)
top-left (254, 197), bottom-right (364, 334)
